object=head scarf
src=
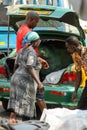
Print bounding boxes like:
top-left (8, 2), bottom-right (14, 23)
top-left (22, 31), bottom-right (40, 46)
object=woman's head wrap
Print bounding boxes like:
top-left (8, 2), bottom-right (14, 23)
top-left (22, 31), bottom-right (40, 46)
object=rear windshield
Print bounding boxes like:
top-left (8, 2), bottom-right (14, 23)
top-left (16, 19), bottom-right (80, 36)
top-left (37, 19), bottom-right (80, 35)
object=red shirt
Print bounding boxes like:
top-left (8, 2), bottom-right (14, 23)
top-left (16, 24), bottom-right (31, 53)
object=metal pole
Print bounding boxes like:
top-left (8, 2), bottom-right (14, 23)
top-left (20, 0), bottom-right (23, 4)
top-left (52, 0), bottom-right (53, 5)
top-left (46, 0), bottom-right (49, 5)
top-left (7, 16), bottom-right (10, 56)
top-left (6, 0), bottom-right (9, 4)
top-left (58, 0), bottom-right (62, 6)
top-left (33, 0), bottom-right (36, 4)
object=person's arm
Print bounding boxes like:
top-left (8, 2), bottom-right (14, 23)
top-left (27, 66), bottom-right (44, 93)
top-left (38, 57), bottom-right (49, 69)
top-left (72, 70), bottom-right (82, 101)
top-left (75, 70), bottom-right (82, 93)
top-left (26, 50), bottom-right (44, 92)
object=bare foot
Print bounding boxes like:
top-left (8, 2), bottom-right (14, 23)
top-left (9, 118), bottom-right (17, 125)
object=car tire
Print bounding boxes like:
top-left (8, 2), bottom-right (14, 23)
top-left (2, 99), bottom-right (8, 111)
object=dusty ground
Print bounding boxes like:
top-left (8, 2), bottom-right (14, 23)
top-left (0, 101), bottom-right (9, 119)
top-left (0, 101), bottom-right (21, 121)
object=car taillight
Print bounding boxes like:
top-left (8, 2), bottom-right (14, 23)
top-left (0, 88), bottom-right (10, 93)
top-left (0, 88), bottom-right (3, 92)
top-left (3, 88), bottom-right (10, 92)
top-left (0, 65), bottom-right (7, 77)
top-left (60, 72), bottom-right (76, 84)
top-left (50, 91), bottom-right (66, 96)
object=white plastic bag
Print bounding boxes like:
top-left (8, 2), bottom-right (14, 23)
top-left (40, 108), bottom-right (87, 130)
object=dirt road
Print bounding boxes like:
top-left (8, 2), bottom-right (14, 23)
top-left (0, 101), bottom-right (21, 121)
top-left (0, 102), bottom-right (9, 119)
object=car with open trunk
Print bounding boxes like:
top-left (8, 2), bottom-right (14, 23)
top-left (0, 4), bottom-right (85, 112)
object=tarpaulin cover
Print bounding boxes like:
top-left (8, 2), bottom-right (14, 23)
top-left (40, 108), bottom-right (87, 130)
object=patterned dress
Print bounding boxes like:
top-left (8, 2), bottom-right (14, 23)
top-left (72, 45), bottom-right (87, 109)
top-left (8, 46), bottom-right (41, 117)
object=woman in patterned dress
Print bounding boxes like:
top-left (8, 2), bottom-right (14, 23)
top-left (8, 31), bottom-right (44, 124)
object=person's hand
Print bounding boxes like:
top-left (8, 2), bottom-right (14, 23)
top-left (38, 83), bottom-right (44, 94)
top-left (38, 57), bottom-right (49, 69)
top-left (42, 60), bottom-right (49, 69)
top-left (72, 91), bottom-right (77, 102)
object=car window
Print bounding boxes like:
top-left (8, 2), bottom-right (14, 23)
top-left (16, 18), bottom-right (80, 36)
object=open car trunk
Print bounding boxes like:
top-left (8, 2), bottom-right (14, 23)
top-left (6, 37), bottom-right (73, 84)
top-left (39, 39), bottom-right (72, 82)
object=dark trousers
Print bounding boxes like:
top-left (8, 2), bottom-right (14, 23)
top-left (77, 80), bottom-right (87, 110)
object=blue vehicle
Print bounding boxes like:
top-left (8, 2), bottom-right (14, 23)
top-left (0, 5), bottom-right (16, 54)
top-left (0, 26), bottom-right (16, 53)
top-left (0, 1), bottom-right (62, 54)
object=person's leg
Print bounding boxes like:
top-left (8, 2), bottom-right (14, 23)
top-left (77, 80), bottom-right (87, 110)
top-left (37, 99), bottom-right (47, 112)
top-left (9, 111), bottom-right (16, 124)
top-left (36, 89), bottom-right (47, 112)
